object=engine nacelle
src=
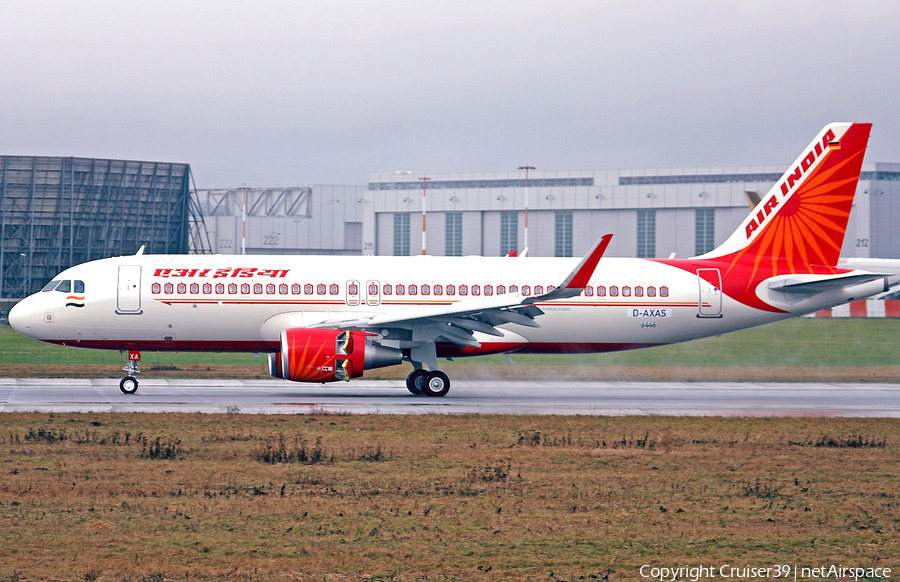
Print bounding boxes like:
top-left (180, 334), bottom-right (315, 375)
top-left (269, 328), bottom-right (401, 383)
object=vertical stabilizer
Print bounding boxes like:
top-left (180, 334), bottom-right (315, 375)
top-left (699, 122), bottom-right (871, 272)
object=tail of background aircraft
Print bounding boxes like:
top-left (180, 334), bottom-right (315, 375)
top-left (699, 122), bottom-right (872, 276)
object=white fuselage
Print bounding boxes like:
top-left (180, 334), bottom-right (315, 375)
top-left (10, 253), bottom-right (879, 357)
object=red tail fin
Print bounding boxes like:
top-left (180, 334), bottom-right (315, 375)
top-left (701, 122), bottom-right (871, 275)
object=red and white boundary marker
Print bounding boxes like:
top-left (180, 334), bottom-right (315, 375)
top-left (807, 299), bottom-right (900, 318)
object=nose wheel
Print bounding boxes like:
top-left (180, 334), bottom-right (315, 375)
top-left (119, 376), bottom-right (139, 394)
top-left (119, 350), bottom-right (141, 395)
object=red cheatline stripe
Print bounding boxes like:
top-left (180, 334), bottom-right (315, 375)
top-left (155, 298), bottom-right (694, 308)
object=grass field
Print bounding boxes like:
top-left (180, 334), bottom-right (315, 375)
top-left (2, 318), bottom-right (900, 382)
top-left (0, 413), bottom-right (896, 581)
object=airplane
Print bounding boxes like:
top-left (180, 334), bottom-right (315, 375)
top-left (8, 122), bottom-right (892, 397)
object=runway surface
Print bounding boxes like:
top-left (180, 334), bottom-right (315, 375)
top-left (0, 378), bottom-right (898, 416)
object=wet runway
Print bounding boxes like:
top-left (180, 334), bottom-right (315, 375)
top-left (0, 378), bottom-right (898, 416)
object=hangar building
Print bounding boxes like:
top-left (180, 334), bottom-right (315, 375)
top-left (194, 185), bottom-right (367, 255)
top-left (0, 156), bottom-right (208, 304)
top-left (363, 162), bottom-right (900, 259)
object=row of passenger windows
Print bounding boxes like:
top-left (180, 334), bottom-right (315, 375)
top-left (150, 282), bottom-right (669, 298)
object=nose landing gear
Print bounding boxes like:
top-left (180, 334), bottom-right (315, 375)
top-left (119, 350), bottom-right (141, 394)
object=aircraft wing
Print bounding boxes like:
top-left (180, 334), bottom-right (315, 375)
top-left (312, 234), bottom-right (613, 349)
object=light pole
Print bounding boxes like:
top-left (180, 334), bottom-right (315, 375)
top-left (419, 176), bottom-right (431, 255)
top-left (518, 166), bottom-right (535, 252)
top-left (241, 186), bottom-right (247, 255)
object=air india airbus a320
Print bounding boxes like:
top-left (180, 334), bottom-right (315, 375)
top-left (8, 123), bottom-right (890, 397)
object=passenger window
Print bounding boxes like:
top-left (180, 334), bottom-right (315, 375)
top-left (484, 285), bottom-right (493, 296)
top-left (241, 284), bottom-right (250, 294)
top-left (459, 285), bottom-right (468, 296)
top-left (421, 284), bottom-right (430, 295)
top-left (647, 286), bottom-right (656, 297)
top-left (190, 283), bottom-right (199, 294)
top-left (472, 285), bottom-right (481, 296)
top-left (329, 284), bottom-right (339, 295)
top-left (177, 283), bottom-right (187, 294)
top-left (509, 285), bottom-right (518, 293)
top-left (622, 286), bottom-right (631, 297)
top-left (349, 283), bottom-right (358, 295)
top-left (534, 286), bottom-right (543, 295)
top-left (56, 280), bottom-right (71, 293)
top-left (584, 287), bottom-right (593, 297)
top-left (497, 285), bottom-right (505, 294)
top-left (279, 284), bottom-right (288, 294)
top-left (434, 284), bottom-right (443, 295)
top-left (446, 284), bottom-right (455, 295)
top-left (267, 284), bottom-right (276, 294)
top-left (635, 286), bottom-right (644, 297)
top-left (396, 284), bottom-right (405, 295)
top-left (409, 284), bottom-right (418, 295)
top-left (228, 283), bottom-right (237, 294)
top-left (522, 285), bottom-right (531, 295)
top-left (151, 283), bottom-right (161, 294)
top-left (203, 283), bottom-right (212, 294)
top-left (42, 280), bottom-right (60, 292)
top-left (292, 284), bottom-right (301, 294)
top-left (369, 284), bottom-right (378, 295)
top-left (165, 283), bottom-right (174, 294)
top-left (74, 280), bottom-right (85, 293)
top-left (383, 284), bottom-right (392, 295)
top-left (317, 284), bottom-right (326, 295)
top-left (254, 284), bottom-right (263, 294)
top-left (305, 284), bottom-right (314, 294)
top-left (609, 286), bottom-right (619, 297)
top-left (660, 286), bottom-right (669, 297)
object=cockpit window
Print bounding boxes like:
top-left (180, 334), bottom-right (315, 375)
top-left (42, 280), bottom-right (60, 292)
top-left (56, 280), bottom-right (71, 293)
top-left (74, 280), bottom-right (85, 293)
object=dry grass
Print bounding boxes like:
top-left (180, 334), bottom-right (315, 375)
top-left (0, 413), bottom-right (897, 581)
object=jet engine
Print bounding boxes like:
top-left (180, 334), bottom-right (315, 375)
top-left (268, 328), bottom-right (401, 382)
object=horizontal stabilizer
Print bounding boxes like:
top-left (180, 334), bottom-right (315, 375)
top-left (769, 273), bottom-right (891, 294)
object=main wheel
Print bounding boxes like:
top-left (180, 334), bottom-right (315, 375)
top-left (406, 369), bottom-right (428, 395)
top-left (119, 376), bottom-right (139, 395)
top-left (421, 371), bottom-right (450, 397)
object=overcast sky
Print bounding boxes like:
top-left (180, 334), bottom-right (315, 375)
top-left (2, 0), bottom-right (898, 187)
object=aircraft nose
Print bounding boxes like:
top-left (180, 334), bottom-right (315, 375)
top-left (8, 299), bottom-right (35, 335)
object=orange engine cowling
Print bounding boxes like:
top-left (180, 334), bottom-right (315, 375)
top-left (269, 328), bottom-right (401, 383)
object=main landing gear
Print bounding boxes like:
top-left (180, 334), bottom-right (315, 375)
top-left (405, 369), bottom-right (450, 397)
top-left (119, 350), bottom-right (141, 395)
